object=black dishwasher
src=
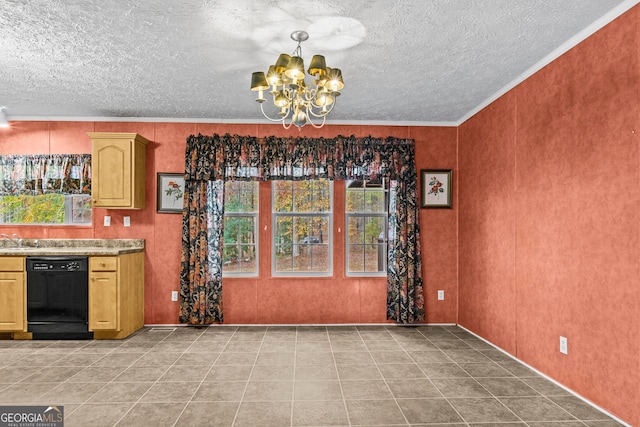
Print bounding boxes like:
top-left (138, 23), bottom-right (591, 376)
top-left (26, 257), bottom-right (93, 340)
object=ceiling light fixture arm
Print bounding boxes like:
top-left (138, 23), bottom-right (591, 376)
top-left (250, 30), bottom-right (344, 129)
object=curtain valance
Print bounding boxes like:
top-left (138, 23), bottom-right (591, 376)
top-left (184, 133), bottom-right (416, 182)
top-left (0, 154), bottom-right (91, 196)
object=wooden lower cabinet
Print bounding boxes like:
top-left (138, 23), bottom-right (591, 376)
top-left (89, 270), bottom-right (119, 330)
top-left (0, 257), bottom-right (25, 332)
top-left (89, 252), bottom-right (144, 339)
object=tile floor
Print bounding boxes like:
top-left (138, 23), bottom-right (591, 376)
top-left (0, 325), bottom-right (624, 427)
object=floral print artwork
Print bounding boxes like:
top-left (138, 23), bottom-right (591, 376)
top-left (428, 176), bottom-right (444, 197)
top-left (165, 180), bottom-right (183, 202)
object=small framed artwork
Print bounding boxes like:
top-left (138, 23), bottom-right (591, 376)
top-left (157, 173), bottom-right (185, 213)
top-left (420, 169), bottom-right (452, 208)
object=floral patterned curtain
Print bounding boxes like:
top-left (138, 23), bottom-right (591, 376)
top-left (180, 133), bottom-right (424, 324)
top-left (0, 154), bottom-right (91, 195)
top-left (387, 180), bottom-right (424, 323)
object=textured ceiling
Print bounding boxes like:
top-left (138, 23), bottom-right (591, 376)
top-left (0, 0), bottom-right (636, 126)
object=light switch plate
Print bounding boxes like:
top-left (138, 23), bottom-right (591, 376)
top-left (437, 290), bottom-right (445, 300)
top-left (560, 336), bottom-right (568, 354)
top-left (124, 216), bottom-right (131, 227)
top-left (104, 216), bottom-right (111, 227)
top-left (171, 291), bottom-right (178, 302)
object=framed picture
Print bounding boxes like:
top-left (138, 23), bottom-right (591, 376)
top-left (420, 169), bottom-right (452, 208)
top-left (157, 173), bottom-right (185, 213)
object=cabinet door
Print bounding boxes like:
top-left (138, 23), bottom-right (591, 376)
top-left (89, 272), bottom-right (119, 330)
top-left (92, 139), bottom-right (132, 208)
top-left (0, 272), bottom-right (25, 331)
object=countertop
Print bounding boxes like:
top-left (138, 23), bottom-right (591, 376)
top-left (0, 239), bottom-right (145, 256)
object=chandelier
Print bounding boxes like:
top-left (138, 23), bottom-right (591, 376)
top-left (250, 31), bottom-right (344, 129)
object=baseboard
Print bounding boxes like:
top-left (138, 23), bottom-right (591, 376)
top-left (457, 324), bottom-right (632, 427)
top-left (143, 322), bottom-right (458, 327)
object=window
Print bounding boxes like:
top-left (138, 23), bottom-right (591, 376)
top-left (0, 194), bottom-right (92, 225)
top-left (222, 181), bottom-right (259, 276)
top-left (346, 179), bottom-right (389, 275)
top-left (273, 179), bottom-right (332, 276)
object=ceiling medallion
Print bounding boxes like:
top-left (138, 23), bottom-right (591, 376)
top-left (250, 31), bottom-right (344, 129)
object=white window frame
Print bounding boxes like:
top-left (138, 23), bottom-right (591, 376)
top-left (222, 181), bottom-right (259, 277)
top-left (345, 179), bottom-right (389, 277)
top-left (272, 180), bottom-right (333, 277)
top-left (0, 193), bottom-right (92, 226)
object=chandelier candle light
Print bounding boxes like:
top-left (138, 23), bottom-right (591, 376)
top-left (250, 31), bottom-right (344, 129)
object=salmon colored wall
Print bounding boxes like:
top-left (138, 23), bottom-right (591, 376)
top-left (458, 91), bottom-right (518, 355)
top-left (458, 7), bottom-right (640, 426)
top-left (412, 127), bottom-right (459, 324)
top-left (0, 122), bottom-right (458, 326)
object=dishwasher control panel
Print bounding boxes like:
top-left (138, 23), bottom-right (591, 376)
top-left (26, 257), bottom-right (88, 272)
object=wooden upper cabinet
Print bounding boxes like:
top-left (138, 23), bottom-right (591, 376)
top-left (88, 132), bottom-right (149, 209)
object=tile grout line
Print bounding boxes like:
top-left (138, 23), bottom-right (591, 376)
top-left (360, 326), bottom-right (411, 426)
top-left (451, 328), bottom-right (587, 425)
top-left (435, 327), bottom-right (587, 425)
top-left (290, 327), bottom-right (297, 427)
top-left (32, 338), bottom-right (136, 416)
top-left (8, 340), bottom-right (71, 405)
top-left (425, 327), bottom-right (527, 426)
top-left (229, 327), bottom-right (265, 427)
top-left (328, 327), bottom-right (352, 427)
top-left (171, 327), bottom-right (227, 427)
top-left (111, 328), bottom-right (202, 426)
top-left (16, 334), bottom-right (153, 420)
top-left (401, 327), bottom-right (469, 426)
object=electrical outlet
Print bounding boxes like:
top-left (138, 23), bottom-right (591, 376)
top-left (171, 291), bottom-right (178, 301)
top-left (437, 290), bottom-right (444, 300)
top-left (124, 216), bottom-right (131, 227)
top-left (103, 216), bottom-right (111, 227)
top-left (560, 336), bottom-right (568, 354)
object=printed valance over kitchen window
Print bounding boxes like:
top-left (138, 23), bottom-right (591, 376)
top-left (0, 154), bottom-right (91, 196)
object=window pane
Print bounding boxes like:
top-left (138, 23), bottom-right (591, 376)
top-left (275, 215), bottom-right (294, 272)
top-left (348, 217), bottom-right (365, 244)
top-left (275, 250), bottom-right (294, 272)
top-left (365, 188), bottom-right (386, 212)
top-left (273, 180), bottom-right (332, 276)
top-left (293, 246), bottom-right (311, 271)
top-left (310, 244), bottom-right (329, 272)
top-left (365, 243), bottom-right (384, 272)
top-left (225, 181), bottom-right (258, 212)
top-left (274, 214), bottom-right (330, 274)
top-left (71, 195), bottom-right (92, 224)
top-left (222, 181), bottom-right (258, 275)
top-left (283, 179), bottom-right (331, 213)
top-left (346, 180), bottom-right (386, 213)
top-left (0, 194), bottom-right (91, 225)
top-left (346, 179), bottom-right (388, 275)
top-left (346, 187), bottom-right (364, 211)
top-left (293, 184), bottom-right (311, 212)
top-left (311, 180), bottom-right (331, 212)
top-left (273, 181), bottom-right (293, 213)
top-left (222, 216), bottom-right (257, 274)
top-left (347, 245), bottom-right (365, 272)
top-left (365, 217), bottom-right (385, 243)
